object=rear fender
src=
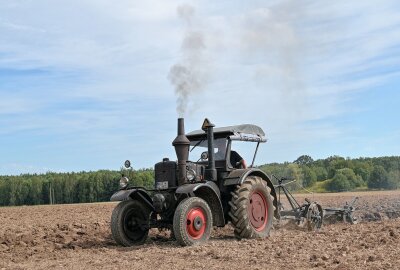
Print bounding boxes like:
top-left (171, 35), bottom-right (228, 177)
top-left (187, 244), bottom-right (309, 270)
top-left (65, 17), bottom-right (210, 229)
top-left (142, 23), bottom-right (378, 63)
top-left (110, 188), bottom-right (154, 211)
top-left (176, 181), bottom-right (225, 227)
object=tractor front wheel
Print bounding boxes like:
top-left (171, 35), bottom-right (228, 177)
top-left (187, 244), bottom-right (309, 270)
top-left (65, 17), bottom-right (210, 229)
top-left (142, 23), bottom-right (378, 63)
top-left (229, 176), bottom-right (274, 239)
top-left (111, 200), bottom-right (151, 246)
top-left (173, 197), bottom-right (213, 246)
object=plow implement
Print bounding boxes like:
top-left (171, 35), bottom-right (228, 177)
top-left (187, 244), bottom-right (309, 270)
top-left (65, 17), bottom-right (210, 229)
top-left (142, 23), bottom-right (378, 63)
top-left (273, 175), bottom-right (359, 230)
top-left (323, 197), bottom-right (359, 224)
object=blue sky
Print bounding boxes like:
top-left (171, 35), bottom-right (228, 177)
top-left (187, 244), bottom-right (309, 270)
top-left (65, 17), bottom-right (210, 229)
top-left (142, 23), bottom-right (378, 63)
top-left (0, 0), bottom-right (399, 175)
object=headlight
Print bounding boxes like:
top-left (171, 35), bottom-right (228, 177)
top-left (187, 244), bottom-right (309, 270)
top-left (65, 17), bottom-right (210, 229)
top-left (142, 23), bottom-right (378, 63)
top-left (186, 169), bottom-right (196, 182)
top-left (119, 176), bottom-right (129, 189)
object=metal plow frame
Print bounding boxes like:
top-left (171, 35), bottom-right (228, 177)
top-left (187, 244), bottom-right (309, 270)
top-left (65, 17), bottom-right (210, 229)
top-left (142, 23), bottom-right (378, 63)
top-left (323, 197), bottom-right (359, 224)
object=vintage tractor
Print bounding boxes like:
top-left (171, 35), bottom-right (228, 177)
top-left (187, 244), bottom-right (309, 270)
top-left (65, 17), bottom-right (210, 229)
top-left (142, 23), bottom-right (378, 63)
top-left (110, 118), bottom-right (279, 246)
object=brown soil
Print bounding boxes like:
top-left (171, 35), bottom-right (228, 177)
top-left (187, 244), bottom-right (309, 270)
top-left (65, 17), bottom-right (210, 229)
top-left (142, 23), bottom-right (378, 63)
top-left (0, 190), bottom-right (399, 270)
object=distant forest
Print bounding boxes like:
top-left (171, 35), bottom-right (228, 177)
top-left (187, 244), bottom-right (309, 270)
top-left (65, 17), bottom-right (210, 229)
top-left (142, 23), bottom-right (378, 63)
top-left (0, 169), bottom-right (153, 207)
top-left (0, 155), bottom-right (399, 206)
top-left (259, 155), bottom-right (400, 192)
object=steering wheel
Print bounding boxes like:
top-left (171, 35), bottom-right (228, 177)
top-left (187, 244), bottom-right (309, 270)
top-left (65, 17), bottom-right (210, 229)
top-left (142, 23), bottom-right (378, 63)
top-left (200, 151), bottom-right (208, 161)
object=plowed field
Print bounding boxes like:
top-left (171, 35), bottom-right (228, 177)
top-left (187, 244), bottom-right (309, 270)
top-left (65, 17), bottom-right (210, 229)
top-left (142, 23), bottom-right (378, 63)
top-left (1, 190), bottom-right (399, 270)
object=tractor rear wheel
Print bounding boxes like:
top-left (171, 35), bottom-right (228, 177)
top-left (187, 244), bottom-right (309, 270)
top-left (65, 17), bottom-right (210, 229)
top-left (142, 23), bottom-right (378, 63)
top-left (111, 200), bottom-right (151, 246)
top-left (229, 176), bottom-right (274, 239)
top-left (173, 197), bottom-right (213, 246)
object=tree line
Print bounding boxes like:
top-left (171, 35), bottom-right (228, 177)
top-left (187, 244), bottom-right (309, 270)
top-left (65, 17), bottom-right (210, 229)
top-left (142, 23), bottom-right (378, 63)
top-left (259, 155), bottom-right (400, 192)
top-left (0, 155), bottom-right (398, 206)
top-left (0, 169), bottom-right (153, 206)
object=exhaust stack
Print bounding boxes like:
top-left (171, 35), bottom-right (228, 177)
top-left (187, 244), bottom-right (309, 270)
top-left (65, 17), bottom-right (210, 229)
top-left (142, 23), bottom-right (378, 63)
top-left (202, 118), bottom-right (217, 181)
top-left (172, 118), bottom-right (190, 186)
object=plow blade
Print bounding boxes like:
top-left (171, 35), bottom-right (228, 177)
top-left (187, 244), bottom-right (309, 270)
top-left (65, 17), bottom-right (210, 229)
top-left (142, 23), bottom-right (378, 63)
top-left (323, 197), bottom-right (359, 224)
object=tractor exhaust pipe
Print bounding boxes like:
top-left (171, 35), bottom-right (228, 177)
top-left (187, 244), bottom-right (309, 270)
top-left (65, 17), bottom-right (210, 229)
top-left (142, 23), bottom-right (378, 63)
top-left (202, 118), bottom-right (217, 181)
top-left (172, 118), bottom-right (190, 186)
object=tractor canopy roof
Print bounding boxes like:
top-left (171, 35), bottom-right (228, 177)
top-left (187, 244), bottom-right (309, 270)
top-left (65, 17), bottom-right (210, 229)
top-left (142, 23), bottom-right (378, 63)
top-left (186, 124), bottom-right (267, 143)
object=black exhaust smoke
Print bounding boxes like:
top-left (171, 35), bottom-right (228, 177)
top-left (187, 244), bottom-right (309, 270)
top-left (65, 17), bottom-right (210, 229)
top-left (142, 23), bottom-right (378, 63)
top-left (172, 118), bottom-right (190, 186)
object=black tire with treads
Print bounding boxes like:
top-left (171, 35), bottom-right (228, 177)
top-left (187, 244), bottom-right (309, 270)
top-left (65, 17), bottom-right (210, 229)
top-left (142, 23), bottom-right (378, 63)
top-left (111, 200), bottom-right (151, 246)
top-left (229, 176), bottom-right (275, 239)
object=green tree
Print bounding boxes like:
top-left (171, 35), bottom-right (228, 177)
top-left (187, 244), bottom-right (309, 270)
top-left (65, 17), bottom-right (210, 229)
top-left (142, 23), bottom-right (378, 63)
top-left (326, 156), bottom-right (354, 178)
top-left (284, 163), bottom-right (303, 190)
top-left (0, 179), bottom-right (6, 205)
top-left (313, 166), bottom-right (328, 181)
top-left (339, 168), bottom-right (364, 188)
top-left (327, 171), bottom-right (351, 192)
top-left (294, 155), bottom-right (314, 166)
top-left (302, 166), bottom-right (317, 187)
top-left (387, 170), bottom-right (399, 190)
top-left (327, 168), bottom-right (363, 192)
top-left (76, 176), bottom-right (89, 203)
top-left (28, 177), bottom-right (43, 205)
top-left (368, 166), bottom-right (389, 189)
top-left (63, 174), bottom-right (75, 204)
top-left (354, 167), bottom-right (371, 182)
top-left (259, 163), bottom-right (286, 183)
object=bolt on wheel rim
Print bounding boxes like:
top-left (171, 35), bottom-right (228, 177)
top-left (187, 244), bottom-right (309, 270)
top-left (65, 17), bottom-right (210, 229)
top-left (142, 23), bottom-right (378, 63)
top-left (248, 191), bottom-right (268, 231)
top-left (186, 207), bottom-right (206, 239)
top-left (123, 208), bottom-right (147, 241)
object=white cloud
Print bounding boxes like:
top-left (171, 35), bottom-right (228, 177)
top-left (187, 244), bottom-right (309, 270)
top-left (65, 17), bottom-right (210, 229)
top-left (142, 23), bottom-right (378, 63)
top-left (0, 96), bottom-right (37, 115)
top-left (0, 0), bottom-right (399, 172)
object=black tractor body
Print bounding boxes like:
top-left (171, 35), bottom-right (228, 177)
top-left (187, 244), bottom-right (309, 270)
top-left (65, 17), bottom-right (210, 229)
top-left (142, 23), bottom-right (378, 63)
top-left (110, 118), bottom-right (277, 246)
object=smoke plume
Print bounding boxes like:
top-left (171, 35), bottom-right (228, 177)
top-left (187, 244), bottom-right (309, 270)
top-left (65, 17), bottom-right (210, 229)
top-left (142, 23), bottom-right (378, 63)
top-left (168, 4), bottom-right (207, 117)
top-left (239, 2), bottom-right (309, 121)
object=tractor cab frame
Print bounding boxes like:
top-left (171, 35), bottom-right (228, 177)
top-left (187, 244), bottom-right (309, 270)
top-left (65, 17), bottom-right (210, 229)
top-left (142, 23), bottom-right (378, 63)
top-left (186, 123), bottom-right (267, 171)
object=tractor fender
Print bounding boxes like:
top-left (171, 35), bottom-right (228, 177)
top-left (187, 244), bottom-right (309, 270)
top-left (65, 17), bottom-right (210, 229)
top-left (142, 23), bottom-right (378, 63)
top-left (224, 168), bottom-right (279, 219)
top-left (176, 181), bottom-right (225, 227)
top-left (110, 188), bottom-right (154, 211)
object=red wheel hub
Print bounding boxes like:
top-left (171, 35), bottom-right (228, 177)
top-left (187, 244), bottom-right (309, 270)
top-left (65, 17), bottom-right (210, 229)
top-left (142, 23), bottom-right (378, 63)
top-left (248, 191), bottom-right (268, 231)
top-left (186, 207), bottom-right (206, 239)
